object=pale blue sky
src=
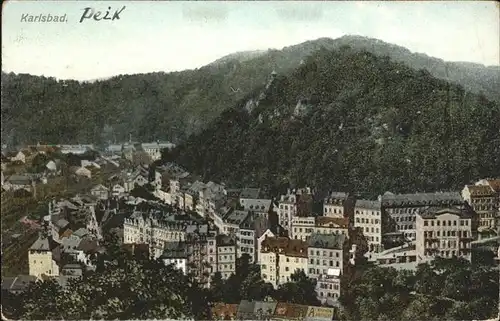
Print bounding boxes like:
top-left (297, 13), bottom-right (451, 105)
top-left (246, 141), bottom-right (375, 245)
top-left (2, 1), bottom-right (499, 81)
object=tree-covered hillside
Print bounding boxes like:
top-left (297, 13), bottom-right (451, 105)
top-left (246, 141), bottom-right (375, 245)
top-left (2, 36), bottom-right (499, 146)
top-left (166, 47), bottom-right (500, 197)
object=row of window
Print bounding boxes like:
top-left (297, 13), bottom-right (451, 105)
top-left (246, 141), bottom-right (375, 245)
top-left (324, 207), bottom-right (343, 214)
top-left (310, 250), bottom-right (341, 257)
top-left (356, 218), bottom-right (380, 224)
top-left (423, 230), bottom-right (469, 238)
top-left (319, 292), bottom-right (339, 298)
top-left (398, 224), bottom-right (414, 230)
top-left (395, 216), bottom-right (415, 223)
top-left (355, 210), bottom-right (380, 216)
top-left (389, 208), bottom-right (420, 214)
top-left (423, 219), bottom-right (469, 227)
top-left (309, 259), bottom-right (341, 267)
top-left (424, 250), bottom-right (470, 257)
top-left (358, 226), bottom-right (380, 234)
top-left (318, 283), bottom-right (340, 290)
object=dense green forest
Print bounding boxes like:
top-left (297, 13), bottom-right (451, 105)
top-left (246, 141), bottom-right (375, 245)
top-left (2, 36), bottom-right (499, 146)
top-left (165, 47), bottom-right (500, 197)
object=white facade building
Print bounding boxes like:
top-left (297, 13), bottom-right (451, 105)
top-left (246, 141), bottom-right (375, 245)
top-left (415, 207), bottom-right (473, 264)
top-left (354, 199), bottom-right (382, 253)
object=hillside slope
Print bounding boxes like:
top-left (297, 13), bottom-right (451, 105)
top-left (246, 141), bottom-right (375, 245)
top-left (166, 47), bottom-right (500, 197)
top-left (1, 36), bottom-right (498, 146)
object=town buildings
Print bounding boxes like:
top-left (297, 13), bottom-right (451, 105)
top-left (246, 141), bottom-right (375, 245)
top-left (214, 235), bottom-right (237, 279)
top-left (277, 188), bottom-right (313, 231)
top-left (291, 216), bottom-right (349, 242)
top-left (306, 233), bottom-right (347, 280)
top-left (462, 184), bottom-right (498, 237)
top-left (28, 235), bottom-right (60, 279)
top-left (323, 192), bottom-right (349, 218)
top-left (259, 236), bottom-right (308, 288)
top-left (380, 192), bottom-right (464, 241)
top-left (415, 206), bottom-right (474, 264)
top-left (354, 199), bottom-right (382, 253)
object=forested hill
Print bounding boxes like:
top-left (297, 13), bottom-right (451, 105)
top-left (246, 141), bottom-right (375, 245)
top-left (2, 35), bottom-right (499, 146)
top-left (165, 47), bottom-right (500, 198)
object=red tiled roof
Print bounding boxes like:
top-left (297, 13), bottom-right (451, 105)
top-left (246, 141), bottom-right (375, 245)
top-left (467, 185), bottom-right (495, 197)
top-left (211, 303), bottom-right (238, 318)
top-left (487, 179), bottom-right (500, 193)
top-left (274, 302), bottom-right (309, 319)
top-left (261, 237), bottom-right (308, 258)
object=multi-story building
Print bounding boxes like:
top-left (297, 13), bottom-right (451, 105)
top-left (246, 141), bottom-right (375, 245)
top-left (28, 235), bottom-right (60, 279)
top-left (381, 192), bottom-right (464, 241)
top-left (277, 240), bottom-right (308, 285)
top-left (291, 216), bottom-right (315, 241)
top-left (290, 216), bottom-right (349, 241)
top-left (475, 179), bottom-right (500, 229)
top-left (314, 217), bottom-right (349, 237)
top-left (462, 184), bottom-right (497, 237)
top-left (160, 241), bottom-right (188, 274)
top-left (278, 188), bottom-right (313, 231)
top-left (259, 236), bottom-right (308, 288)
top-left (415, 206), bottom-right (473, 264)
top-left (216, 208), bottom-right (249, 236)
top-left (239, 188), bottom-right (272, 217)
top-left (123, 211), bottom-right (189, 246)
top-left (354, 199), bottom-right (382, 253)
top-left (182, 181), bottom-right (206, 212)
top-left (316, 269), bottom-right (341, 304)
top-left (238, 212), bottom-right (257, 262)
top-left (306, 233), bottom-right (347, 280)
top-left (184, 226), bottom-right (212, 285)
top-left (323, 192), bottom-right (349, 218)
top-left (198, 181), bottom-right (226, 218)
top-left (215, 235), bottom-right (237, 279)
top-left (141, 142), bottom-right (174, 161)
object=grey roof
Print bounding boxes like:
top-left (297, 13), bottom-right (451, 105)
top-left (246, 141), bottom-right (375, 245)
top-left (240, 188), bottom-right (261, 199)
top-left (1, 275), bottom-right (37, 292)
top-left (106, 144), bottom-right (123, 152)
top-left (308, 233), bottom-right (346, 250)
top-left (253, 301), bottom-right (277, 315)
top-left (141, 142), bottom-right (173, 149)
top-left (240, 212), bottom-right (257, 230)
top-left (73, 228), bottom-right (89, 238)
top-left (30, 236), bottom-right (51, 251)
top-left (6, 175), bottom-right (31, 185)
top-left (91, 184), bottom-right (109, 191)
top-left (417, 206), bottom-right (474, 219)
top-left (78, 238), bottom-right (99, 253)
top-left (55, 218), bottom-right (70, 229)
top-left (355, 199), bottom-right (381, 210)
top-left (381, 192), bottom-right (463, 207)
top-left (328, 192), bottom-right (348, 199)
top-left (62, 263), bottom-right (83, 270)
top-left (61, 236), bottom-right (82, 252)
top-left (224, 209), bottom-right (250, 225)
top-left (187, 181), bottom-right (206, 195)
top-left (237, 300), bottom-right (256, 317)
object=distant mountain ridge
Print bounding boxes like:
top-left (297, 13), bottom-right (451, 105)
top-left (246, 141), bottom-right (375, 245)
top-left (167, 46), bottom-right (500, 197)
top-left (1, 35), bottom-right (499, 146)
